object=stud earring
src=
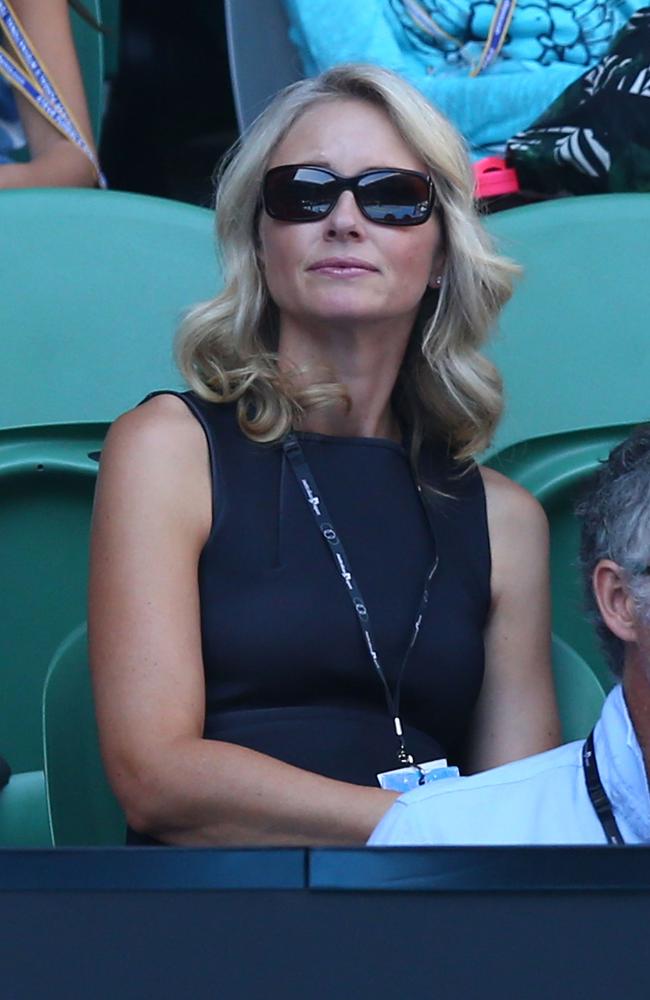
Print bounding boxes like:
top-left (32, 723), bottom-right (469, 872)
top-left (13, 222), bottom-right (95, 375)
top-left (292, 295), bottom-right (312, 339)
top-left (434, 275), bottom-right (442, 287)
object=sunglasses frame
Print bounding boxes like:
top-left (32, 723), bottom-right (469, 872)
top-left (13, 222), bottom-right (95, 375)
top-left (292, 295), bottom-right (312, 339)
top-left (262, 163), bottom-right (437, 226)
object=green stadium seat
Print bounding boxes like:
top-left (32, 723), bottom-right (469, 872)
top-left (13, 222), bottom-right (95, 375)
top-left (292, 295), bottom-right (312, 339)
top-left (43, 624), bottom-right (125, 846)
top-left (483, 194), bottom-right (650, 458)
top-left (486, 426), bottom-right (634, 691)
top-left (0, 770), bottom-right (51, 847)
top-left (0, 423), bottom-right (105, 775)
top-left (483, 194), bottom-right (650, 689)
top-left (0, 188), bottom-right (216, 429)
top-left (0, 188), bottom-right (216, 795)
top-left (551, 633), bottom-right (605, 743)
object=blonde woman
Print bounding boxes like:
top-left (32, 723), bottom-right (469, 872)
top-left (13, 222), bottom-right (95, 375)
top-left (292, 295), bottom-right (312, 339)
top-left (89, 64), bottom-right (560, 846)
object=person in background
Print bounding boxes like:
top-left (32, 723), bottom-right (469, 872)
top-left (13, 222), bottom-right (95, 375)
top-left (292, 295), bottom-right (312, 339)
top-left (370, 425), bottom-right (650, 846)
top-left (282, 0), bottom-right (643, 157)
top-left (89, 63), bottom-right (560, 847)
top-left (0, 0), bottom-right (98, 187)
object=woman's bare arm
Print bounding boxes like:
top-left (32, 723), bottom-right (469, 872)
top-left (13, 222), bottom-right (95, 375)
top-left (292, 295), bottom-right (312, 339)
top-left (0, 0), bottom-right (97, 188)
top-left (89, 395), bottom-right (396, 846)
top-left (463, 467), bottom-right (561, 774)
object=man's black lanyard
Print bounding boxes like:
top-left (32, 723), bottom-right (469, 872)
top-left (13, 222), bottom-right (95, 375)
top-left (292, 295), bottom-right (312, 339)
top-left (282, 432), bottom-right (439, 769)
top-left (582, 730), bottom-right (625, 845)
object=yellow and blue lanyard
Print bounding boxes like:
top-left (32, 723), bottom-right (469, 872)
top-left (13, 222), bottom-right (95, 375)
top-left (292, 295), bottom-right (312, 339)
top-left (0, 0), bottom-right (105, 185)
top-left (403, 0), bottom-right (517, 76)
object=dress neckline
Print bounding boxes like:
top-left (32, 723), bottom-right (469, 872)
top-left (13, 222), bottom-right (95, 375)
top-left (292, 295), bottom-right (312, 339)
top-left (293, 429), bottom-right (407, 454)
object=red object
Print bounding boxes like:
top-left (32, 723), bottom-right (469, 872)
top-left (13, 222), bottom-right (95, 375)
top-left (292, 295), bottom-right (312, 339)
top-left (473, 156), bottom-right (520, 199)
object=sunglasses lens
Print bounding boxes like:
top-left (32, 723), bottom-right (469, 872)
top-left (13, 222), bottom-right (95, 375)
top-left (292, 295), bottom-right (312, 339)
top-left (264, 166), bottom-right (434, 225)
top-left (357, 171), bottom-right (432, 224)
top-left (264, 166), bottom-right (337, 221)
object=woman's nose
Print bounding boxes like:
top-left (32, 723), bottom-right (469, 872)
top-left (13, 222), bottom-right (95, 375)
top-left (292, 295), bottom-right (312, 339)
top-left (324, 190), bottom-right (365, 238)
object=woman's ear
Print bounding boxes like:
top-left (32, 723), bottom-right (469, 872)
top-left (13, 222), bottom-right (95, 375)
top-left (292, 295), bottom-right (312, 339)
top-left (593, 559), bottom-right (639, 645)
top-left (428, 250), bottom-right (446, 290)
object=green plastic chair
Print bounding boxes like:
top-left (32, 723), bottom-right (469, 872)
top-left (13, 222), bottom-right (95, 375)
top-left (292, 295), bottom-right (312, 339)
top-left (43, 624), bottom-right (125, 846)
top-left (0, 423), bottom-right (106, 775)
top-left (487, 426), bottom-right (634, 691)
top-left (0, 188), bottom-right (217, 429)
top-left (0, 188), bottom-right (217, 783)
top-left (483, 194), bottom-right (650, 458)
top-left (0, 770), bottom-right (52, 847)
top-left (481, 195), bottom-right (650, 689)
top-left (551, 634), bottom-right (605, 743)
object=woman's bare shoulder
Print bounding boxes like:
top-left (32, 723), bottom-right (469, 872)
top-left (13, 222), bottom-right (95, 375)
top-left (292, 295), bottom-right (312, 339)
top-left (100, 394), bottom-right (209, 477)
top-left (98, 394), bottom-right (211, 536)
top-left (479, 465), bottom-right (548, 536)
top-left (107, 393), bottom-right (202, 448)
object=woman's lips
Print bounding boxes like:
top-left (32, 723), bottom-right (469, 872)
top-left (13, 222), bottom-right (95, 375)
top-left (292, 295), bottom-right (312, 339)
top-left (307, 257), bottom-right (379, 278)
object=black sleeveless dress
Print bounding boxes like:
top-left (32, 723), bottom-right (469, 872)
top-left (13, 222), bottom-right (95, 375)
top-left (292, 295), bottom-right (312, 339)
top-left (127, 390), bottom-right (491, 843)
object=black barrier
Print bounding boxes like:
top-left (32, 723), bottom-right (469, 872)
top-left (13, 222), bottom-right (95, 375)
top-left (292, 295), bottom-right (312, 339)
top-left (3, 845), bottom-right (650, 892)
top-left (0, 847), bottom-right (306, 891)
top-left (309, 844), bottom-right (650, 891)
top-left (2, 848), bottom-right (650, 999)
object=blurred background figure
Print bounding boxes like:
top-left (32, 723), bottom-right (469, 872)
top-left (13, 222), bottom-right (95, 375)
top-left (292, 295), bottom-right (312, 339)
top-left (0, 0), bottom-right (100, 187)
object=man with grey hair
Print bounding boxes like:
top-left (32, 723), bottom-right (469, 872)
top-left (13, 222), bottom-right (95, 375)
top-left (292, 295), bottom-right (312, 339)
top-left (369, 426), bottom-right (650, 846)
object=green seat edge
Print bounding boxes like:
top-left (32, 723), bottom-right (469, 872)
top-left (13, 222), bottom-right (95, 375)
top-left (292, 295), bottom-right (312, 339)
top-left (0, 770), bottom-right (53, 847)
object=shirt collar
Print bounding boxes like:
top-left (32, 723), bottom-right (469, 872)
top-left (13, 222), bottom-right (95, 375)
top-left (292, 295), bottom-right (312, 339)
top-left (594, 684), bottom-right (650, 842)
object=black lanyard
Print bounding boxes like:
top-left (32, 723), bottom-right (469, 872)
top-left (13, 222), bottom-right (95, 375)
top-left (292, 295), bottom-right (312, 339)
top-left (282, 432), bottom-right (439, 768)
top-left (582, 730), bottom-right (625, 845)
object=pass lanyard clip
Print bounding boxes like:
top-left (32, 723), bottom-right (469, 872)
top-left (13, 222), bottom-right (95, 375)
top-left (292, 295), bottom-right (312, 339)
top-left (0, 0), bottom-right (105, 186)
top-left (282, 432), bottom-right (439, 770)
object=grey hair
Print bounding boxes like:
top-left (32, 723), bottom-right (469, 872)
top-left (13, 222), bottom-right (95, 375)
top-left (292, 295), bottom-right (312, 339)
top-left (576, 425), bottom-right (650, 675)
top-left (176, 62), bottom-right (519, 464)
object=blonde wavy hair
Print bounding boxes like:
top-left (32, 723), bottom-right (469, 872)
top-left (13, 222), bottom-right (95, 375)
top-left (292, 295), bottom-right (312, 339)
top-left (176, 63), bottom-right (518, 462)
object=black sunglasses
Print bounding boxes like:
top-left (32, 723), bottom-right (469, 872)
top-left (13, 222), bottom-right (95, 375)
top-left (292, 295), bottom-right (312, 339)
top-left (263, 164), bottom-right (437, 226)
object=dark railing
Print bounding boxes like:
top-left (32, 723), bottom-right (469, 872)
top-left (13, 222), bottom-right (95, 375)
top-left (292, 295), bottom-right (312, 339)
top-left (2, 847), bottom-right (650, 998)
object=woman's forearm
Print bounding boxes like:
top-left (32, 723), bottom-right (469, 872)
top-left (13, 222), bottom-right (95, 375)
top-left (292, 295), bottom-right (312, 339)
top-left (0, 139), bottom-right (97, 187)
top-left (119, 736), bottom-right (398, 846)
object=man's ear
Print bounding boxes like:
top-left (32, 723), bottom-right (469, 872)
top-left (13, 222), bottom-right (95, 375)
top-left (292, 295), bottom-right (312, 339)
top-left (593, 559), bottom-right (639, 644)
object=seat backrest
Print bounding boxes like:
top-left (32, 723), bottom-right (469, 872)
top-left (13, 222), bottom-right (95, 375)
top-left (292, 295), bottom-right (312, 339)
top-left (486, 425), bottom-right (632, 692)
top-left (481, 194), bottom-right (650, 687)
top-left (483, 194), bottom-right (650, 459)
top-left (0, 423), bottom-right (106, 773)
top-left (0, 188), bottom-right (217, 428)
top-left (224, 0), bottom-right (303, 130)
top-left (551, 634), bottom-right (606, 744)
top-left (0, 770), bottom-right (51, 846)
top-left (0, 189), bottom-right (218, 775)
top-left (42, 623), bottom-right (125, 846)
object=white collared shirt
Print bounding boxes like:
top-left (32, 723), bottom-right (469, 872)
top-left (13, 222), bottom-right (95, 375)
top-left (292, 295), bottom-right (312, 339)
top-left (368, 685), bottom-right (650, 846)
